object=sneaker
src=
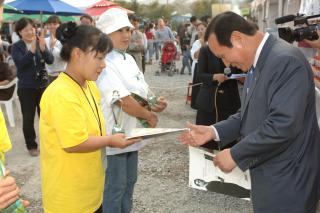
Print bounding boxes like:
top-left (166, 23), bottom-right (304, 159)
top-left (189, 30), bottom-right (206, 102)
top-left (29, 149), bottom-right (39, 157)
top-left (180, 71), bottom-right (185, 75)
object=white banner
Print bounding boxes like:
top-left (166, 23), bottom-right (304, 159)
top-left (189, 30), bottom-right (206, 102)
top-left (188, 146), bottom-right (251, 199)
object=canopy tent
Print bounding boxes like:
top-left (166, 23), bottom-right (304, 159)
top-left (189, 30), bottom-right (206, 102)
top-left (2, 3), bottom-right (21, 13)
top-left (7, 0), bottom-right (83, 15)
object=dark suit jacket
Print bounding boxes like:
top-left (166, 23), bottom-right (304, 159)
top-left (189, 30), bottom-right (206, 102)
top-left (214, 35), bottom-right (320, 212)
top-left (195, 46), bottom-right (240, 118)
top-left (12, 40), bottom-right (53, 88)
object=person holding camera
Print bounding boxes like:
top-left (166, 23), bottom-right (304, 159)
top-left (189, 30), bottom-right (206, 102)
top-left (11, 18), bottom-right (53, 157)
top-left (304, 29), bottom-right (320, 49)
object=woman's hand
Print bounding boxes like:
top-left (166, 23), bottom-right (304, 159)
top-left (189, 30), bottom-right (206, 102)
top-left (49, 33), bottom-right (57, 49)
top-left (151, 96), bottom-right (167, 113)
top-left (30, 38), bottom-right (37, 54)
top-left (200, 38), bottom-right (205, 47)
top-left (213, 73), bottom-right (228, 84)
top-left (37, 29), bottom-right (46, 52)
top-left (109, 134), bottom-right (141, 148)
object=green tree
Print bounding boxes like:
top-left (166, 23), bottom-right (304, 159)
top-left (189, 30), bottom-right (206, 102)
top-left (131, 0), bottom-right (139, 14)
top-left (191, 0), bottom-right (219, 18)
top-left (171, 0), bottom-right (192, 15)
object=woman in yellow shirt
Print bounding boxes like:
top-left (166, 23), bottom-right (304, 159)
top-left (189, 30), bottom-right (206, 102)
top-left (39, 22), bottom-right (139, 213)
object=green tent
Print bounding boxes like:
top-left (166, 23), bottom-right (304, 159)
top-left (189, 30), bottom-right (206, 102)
top-left (2, 13), bottom-right (78, 22)
top-left (3, 4), bottom-right (21, 13)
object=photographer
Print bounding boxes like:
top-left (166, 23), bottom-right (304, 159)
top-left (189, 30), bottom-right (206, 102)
top-left (11, 18), bottom-right (53, 156)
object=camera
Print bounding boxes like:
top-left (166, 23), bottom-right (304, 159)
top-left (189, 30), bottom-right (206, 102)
top-left (275, 13), bottom-right (320, 43)
top-left (35, 69), bottom-right (48, 84)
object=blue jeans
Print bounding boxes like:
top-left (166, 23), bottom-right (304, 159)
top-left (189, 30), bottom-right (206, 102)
top-left (146, 40), bottom-right (154, 61)
top-left (153, 42), bottom-right (160, 60)
top-left (103, 151), bottom-right (138, 213)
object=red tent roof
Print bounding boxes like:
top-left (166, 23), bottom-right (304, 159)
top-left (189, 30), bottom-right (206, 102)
top-left (85, 0), bottom-right (134, 16)
top-left (88, 0), bottom-right (118, 8)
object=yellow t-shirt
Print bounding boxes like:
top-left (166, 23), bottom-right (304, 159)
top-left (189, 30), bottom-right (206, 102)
top-left (40, 73), bottom-right (106, 213)
top-left (0, 109), bottom-right (12, 162)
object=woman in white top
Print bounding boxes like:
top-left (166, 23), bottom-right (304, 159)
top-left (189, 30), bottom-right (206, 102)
top-left (190, 22), bottom-right (207, 78)
top-left (190, 22), bottom-right (207, 109)
top-left (44, 15), bottom-right (66, 83)
top-left (96, 8), bottom-right (167, 213)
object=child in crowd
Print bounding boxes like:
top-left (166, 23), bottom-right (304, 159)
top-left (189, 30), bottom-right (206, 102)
top-left (180, 44), bottom-right (191, 75)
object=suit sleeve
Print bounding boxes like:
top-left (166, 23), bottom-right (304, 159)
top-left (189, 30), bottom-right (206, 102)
top-left (214, 110), bottom-right (241, 146)
top-left (230, 56), bottom-right (311, 171)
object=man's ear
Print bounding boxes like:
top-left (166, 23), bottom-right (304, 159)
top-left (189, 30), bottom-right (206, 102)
top-left (230, 31), bottom-right (244, 49)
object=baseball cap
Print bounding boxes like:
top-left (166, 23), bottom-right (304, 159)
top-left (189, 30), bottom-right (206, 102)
top-left (96, 8), bottom-right (134, 34)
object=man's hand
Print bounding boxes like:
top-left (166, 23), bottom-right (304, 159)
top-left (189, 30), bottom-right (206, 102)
top-left (178, 122), bottom-right (216, 147)
top-left (213, 149), bottom-right (236, 173)
top-left (303, 30), bottom-right (320, 49)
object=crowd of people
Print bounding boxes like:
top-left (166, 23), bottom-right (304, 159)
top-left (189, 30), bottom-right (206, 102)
top-left (0, 7), bottom-right (319, 213)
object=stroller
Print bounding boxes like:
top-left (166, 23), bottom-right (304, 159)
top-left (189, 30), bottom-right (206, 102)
top-left (156, 41), bottom-right (179, 76)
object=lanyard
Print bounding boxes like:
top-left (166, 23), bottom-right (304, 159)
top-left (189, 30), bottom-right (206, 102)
top-left (63, 72), bottom-right (102, 136)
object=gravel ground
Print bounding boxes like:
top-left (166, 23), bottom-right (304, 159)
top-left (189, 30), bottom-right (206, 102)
top-left (3, 61), bottom-right (320, 213)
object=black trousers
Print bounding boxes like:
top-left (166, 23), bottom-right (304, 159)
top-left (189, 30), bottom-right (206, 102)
top-left (190, 63), bottom-right (199, 109)
top-left (17, 87), bottom-right (46, 150)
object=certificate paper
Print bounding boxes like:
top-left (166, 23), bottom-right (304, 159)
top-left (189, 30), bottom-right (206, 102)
top-left (229, 73), bottom-right (247, 79)
top-left (126, 128), bottom-right (189, 139)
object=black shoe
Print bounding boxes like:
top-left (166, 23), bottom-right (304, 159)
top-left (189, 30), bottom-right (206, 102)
top-left (155, 71), bottom-right (160, 76)
top-left (189, 72), bottom-right (191, 75)
top-left (180, 71), bottom-right (185, 75)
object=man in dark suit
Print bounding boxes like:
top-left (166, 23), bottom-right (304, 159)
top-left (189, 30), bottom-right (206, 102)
top-left (179, 11), bottom-right (320, 212)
